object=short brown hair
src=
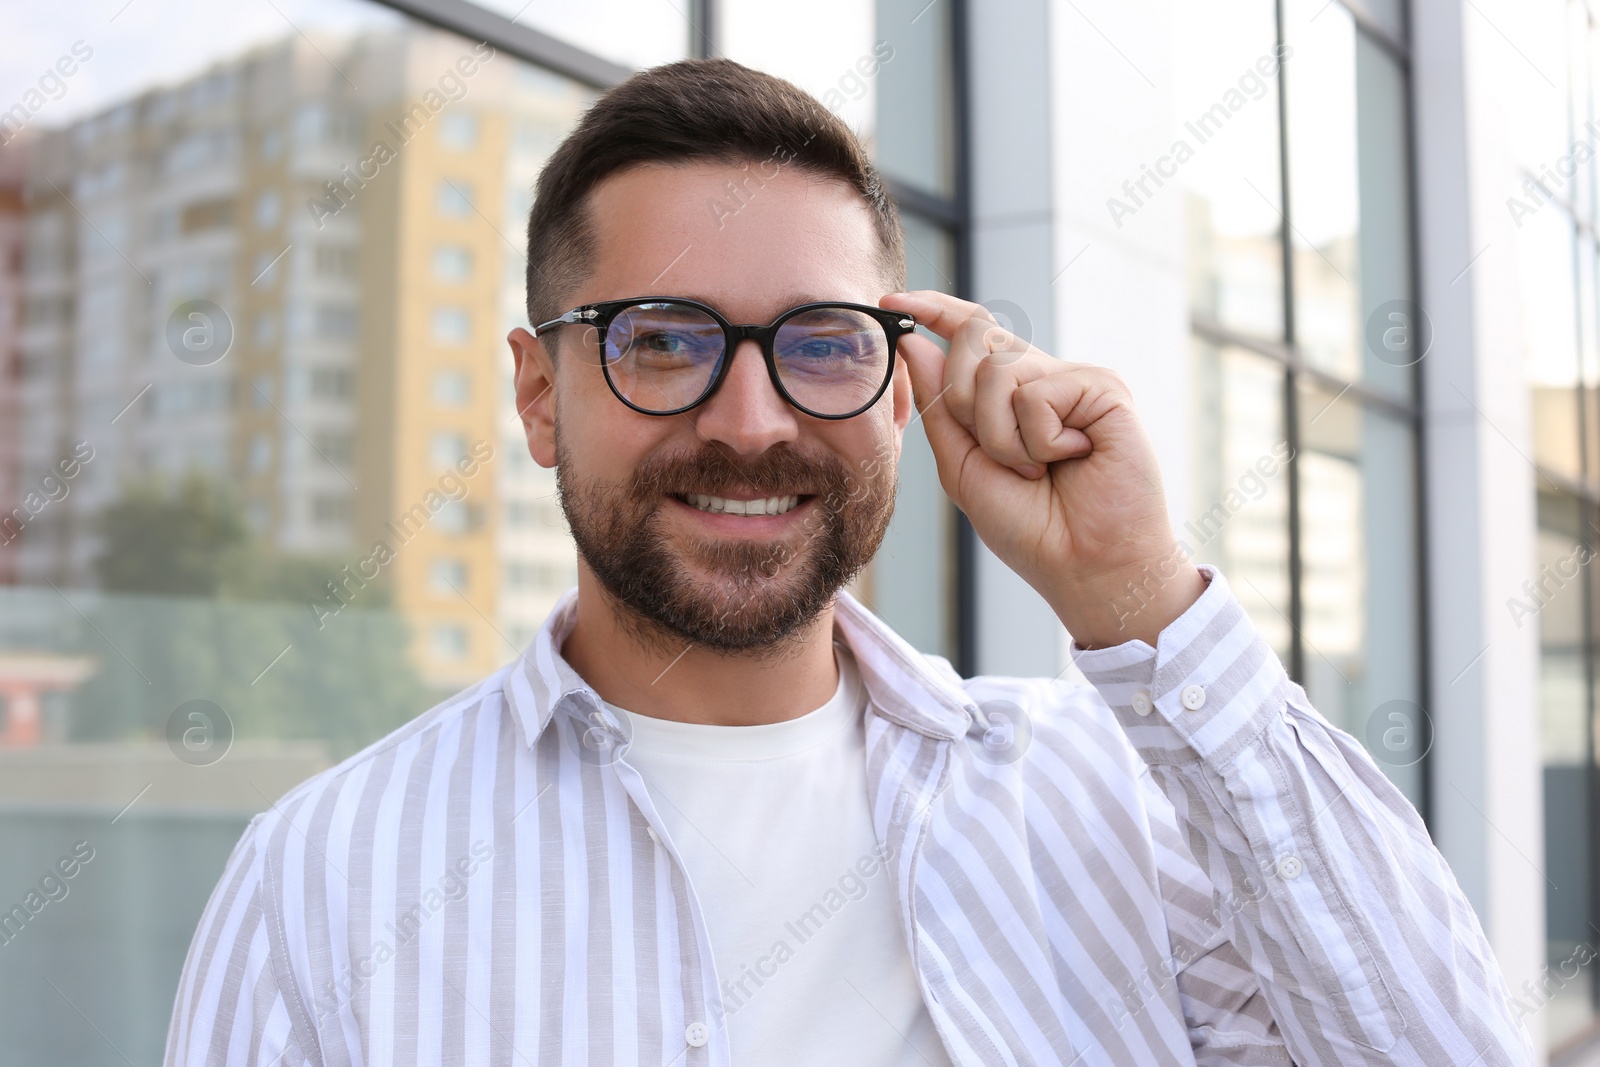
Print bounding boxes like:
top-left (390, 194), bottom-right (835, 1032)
top-left (523, 57), bottom-right (906, 340)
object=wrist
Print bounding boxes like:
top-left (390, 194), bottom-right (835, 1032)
top-left (1051, 549), bottom-right (1207, 650)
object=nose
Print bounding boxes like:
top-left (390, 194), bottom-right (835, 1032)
top-left (690, 338), bottom-right (800, 457)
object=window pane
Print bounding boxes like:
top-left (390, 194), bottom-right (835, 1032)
top-left (1521, 205), bottom-right (1582, 480)
top-left (860, 213), bottom-right (957, 657)
top-left (0, 5), bottom-right (594, 1062)
top-left (1176, 0), bottom-right (1285, 341)
top-left (873, 0), bottom-right (955, 197)
top-left (1539, 490), bottom-right (1597, 1046)
top-left (1285, 2), bottom-right (1418, 401)
top-left (1581, 233), bottom-right (1600, 485)
top-left (1186, 340), bottom-right (1292, 664)
top-left (1352, 29), bottom-right (1416, 401)
top-left (455, 0), bottom-right (689, 71)
top-left (1298, 381), bottom-right (1424, 806)
top-left (722, 0), bottom-right (954, 198)
top-left (720, 0), bottom-right (879, 167)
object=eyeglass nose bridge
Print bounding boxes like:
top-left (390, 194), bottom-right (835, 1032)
top-left (699, 321), bottom-right (788, 409)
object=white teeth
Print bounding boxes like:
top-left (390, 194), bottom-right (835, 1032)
top-left (685, 493), bottom-right (801, 516)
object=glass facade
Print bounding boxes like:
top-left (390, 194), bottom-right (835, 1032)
top-left (1178, 0), bottom-right (1427, 815)
top-left (0, 2), bottom-right (964, 1062)
top-left (1529, 0), bottom-right (1600, 1051)
top-left (4, 0), bottom-right (1584, 1061)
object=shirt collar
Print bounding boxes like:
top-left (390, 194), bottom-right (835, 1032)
top-left (504, 585), bottom-right (975, 749)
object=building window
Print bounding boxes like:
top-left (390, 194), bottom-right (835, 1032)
top-left (309, 366), bottom-right (354, 399)
top-left (432, 502), bottom-right (467, 534)
top-left (311, 494), bottom-right (352, 525)
top-left (439, 112), bottom-right (478, 149)
top-left (315, 245), bottom-right (358, 278)
top-left (1179, 0), bottom-right (1424, 811)
top-left (437, 179), bottom-right (474, 217)
top-left (1529, 2), bottom-right (1600, 1045)
top-left (254, 189), bottom-right (280, 229)
top-left (253, 311), bottom-right (279, 347)
top-left (432, 244), bottom-right (472, 281)
top-left (431, 623), bottom-right (469, 660)
top-left (431, 307), bottom-right (470, 345)
top-left (430, 558), bottom-right (467, 593)
top-left (432, 368), bottom-right (469, 405)
top-left (310, 431), bottom-right (353, 465)
top-left (247, 433), bottom-right (272, 473)
top-left (430, 432), bottom-right (468, 468)
top-left (315, 305), bottom-right (358, 340)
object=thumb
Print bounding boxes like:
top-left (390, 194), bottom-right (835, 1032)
top-left (898, 332), bottom-right (977, 464)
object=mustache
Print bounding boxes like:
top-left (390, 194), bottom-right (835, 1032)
top-left (629, 443), bottom-right (844, 500)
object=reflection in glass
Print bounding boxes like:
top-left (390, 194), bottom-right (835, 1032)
top-left (1176, 0), bottom-right (1285, 341)
top-left (1539, 491), bottom-right (1596, 1048)
top-left (720, 0), bottom-right (879, 149)
top-left (1187, 341), bottom-right (1291, 664)
top-left (1522, 206), bottom-right (1582, 481)
top-left (0, 6), bottom-right (595, 1062)
top-left (1296, 380), bottom-right (1422, 806)
top-left (865, 213), bottom-right (957, 658)
top-left (1353, 31), bottom-right (1415, 400)
top-left (454, 0), bottom-right (688, 71)
top-left (872, 0), bottom-right (956, 197)
top-left (1286, 0), bottom-right (1361, 380)
top-left (1284, 0), bottom-right (1416, 400)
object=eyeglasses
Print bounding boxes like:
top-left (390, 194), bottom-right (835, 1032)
top-left (533, 296), bottom-right (916, 420)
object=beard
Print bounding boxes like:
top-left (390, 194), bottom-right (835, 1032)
top-left (554, 428), bottom-right (896, 659)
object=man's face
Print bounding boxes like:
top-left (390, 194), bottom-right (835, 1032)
top-left (512, 161), bottom-right (914, 656)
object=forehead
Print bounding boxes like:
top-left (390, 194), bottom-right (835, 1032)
top-left (581, 161), bottom-right (886, 320)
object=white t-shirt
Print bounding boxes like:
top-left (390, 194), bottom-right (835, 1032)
top-left (606, 638), bottom-right (953, 1067)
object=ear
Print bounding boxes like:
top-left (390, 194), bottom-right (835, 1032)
top-left (509, 327), bottom-right (557, 467)
top-left (889, 341), bottom-right (914, 462)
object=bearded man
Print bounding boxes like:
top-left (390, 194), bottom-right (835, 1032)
top-left (164, 58), bottom-right (1529, 1067)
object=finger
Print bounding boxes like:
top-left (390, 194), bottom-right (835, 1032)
top-left (1012, 374), bottom-right (1111, 464)
top-left (940, 311), bottom-right (1000, 430)
top-left (972, 336), bottom-right (1053, 476)
top-left (895, 331), bottom-right (982, 483)
top-left (879, 290), bottom-right (995, 343)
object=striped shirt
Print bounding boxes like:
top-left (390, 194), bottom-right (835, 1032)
top-left (163, 564), bottom-right (1532, 1066)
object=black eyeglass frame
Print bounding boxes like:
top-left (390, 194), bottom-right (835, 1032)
top-left (533, 296), bottom-right (917, 420)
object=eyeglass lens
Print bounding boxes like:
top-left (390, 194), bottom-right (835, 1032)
top-left (601, 301), bottom-right (891, 416)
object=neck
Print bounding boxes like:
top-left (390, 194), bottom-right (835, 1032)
top-left (559, 569), bottom-right (842, 726)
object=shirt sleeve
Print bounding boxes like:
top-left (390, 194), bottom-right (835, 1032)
top-left (163, 813), bottom-right (316, 1067)
top-left (1071, 564), bottom-right (1533, 1067)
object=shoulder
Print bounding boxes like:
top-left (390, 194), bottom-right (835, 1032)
top-left (246, 663), bottom-right (515, 873)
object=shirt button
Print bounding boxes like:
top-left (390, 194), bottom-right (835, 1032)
top-left (646, 826), bottom-right (660, 844)
top-left (1130, 690), bottom-right (1153, 716)
top-left (685, 1021), bottom-right (708, 1047)
top-left (1277, 855), bottom-right (1303, 880)
top-left (1180, 684), bottom-right (1207, 711)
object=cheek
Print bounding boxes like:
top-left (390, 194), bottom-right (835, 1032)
top-left (560, 393), bottom-right (678, 478)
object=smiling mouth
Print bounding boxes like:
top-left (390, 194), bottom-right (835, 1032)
top-left (671, 493), bottom-right (811, 516)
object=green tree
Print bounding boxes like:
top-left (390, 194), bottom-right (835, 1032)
top-left (93, 472), bottom-right (248, 595)
top-left (76, 473), bottom-right (435, 757)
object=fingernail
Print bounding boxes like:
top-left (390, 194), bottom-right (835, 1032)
top-left (1018, 464), bottom-right (1043, 478)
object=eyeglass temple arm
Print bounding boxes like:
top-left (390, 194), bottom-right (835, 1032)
top-left (532, 307), bottom-right (599, 337)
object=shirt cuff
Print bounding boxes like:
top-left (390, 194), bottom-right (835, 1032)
top-left (1070, 564), bottom-right (1296, 767)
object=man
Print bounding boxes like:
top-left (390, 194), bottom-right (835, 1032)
top-left (164, 58), bottom-right (1529, 1067)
